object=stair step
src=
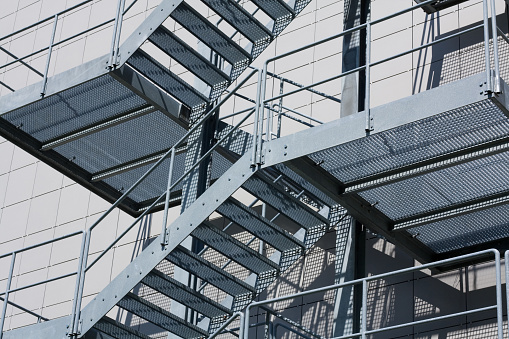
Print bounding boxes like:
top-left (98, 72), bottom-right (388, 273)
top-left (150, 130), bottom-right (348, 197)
top-left (251, 0), bottom-right (294, 34)
top-left (170, 2), bottom-right (251, 79)
top-left (142, 269), bottom-right (232, 320)
top-left (148, 26), bottom-right (230, 100)
top-left (167, 245), bottom-right (256, 298)
top-left (118, 292), bottom-right (208, 339)
top-left (216, 197), bottom-right (304, 254)
top-left (94, 316), bottom-right (151, 339)
top-left (192, 221), bottom-right (279, 275)
top-left (127, 49), bottom-right (208, 114)
top-left (242, 173), bottom-right (329, 230)
top-left (202, 0), bottom-right (272, 56)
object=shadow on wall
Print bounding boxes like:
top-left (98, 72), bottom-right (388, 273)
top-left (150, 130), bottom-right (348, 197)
top-left (413, 12), bottom-right (509, 95)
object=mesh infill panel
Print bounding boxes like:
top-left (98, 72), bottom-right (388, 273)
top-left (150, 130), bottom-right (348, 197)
top-left (407, 203), bottom-right (509, 253)
top-left (358, 151), bottom-right (509, 220)
top-left (309, 100), bottom-right (509, 184)
top-left (54, 111), bottom-right (187, 174)
top-left (1, 75), bottom-right (146, 142)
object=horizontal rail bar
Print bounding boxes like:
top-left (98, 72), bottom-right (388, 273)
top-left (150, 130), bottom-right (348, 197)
top-left (0, 46), bottom-right (43, 77)
top-left (0, 231), bottom-right (83, 259)
top-left (0, 297), bottom-right (48, 321)
top-left (281, 106), bottom-right (324, 124)
top-left (0, 81), bottom-right (14, 92)
top-left (281, 113), bottom-right (314, 127)
top-left (0, 272), bottom-right (77, 296)
top-left (220, 107), bottom-right (256, 120)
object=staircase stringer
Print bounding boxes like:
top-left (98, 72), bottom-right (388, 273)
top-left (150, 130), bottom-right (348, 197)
top-left (77, 153), bottom-right (257, 337)
top-left (115, 0), bottom-right (183, 68)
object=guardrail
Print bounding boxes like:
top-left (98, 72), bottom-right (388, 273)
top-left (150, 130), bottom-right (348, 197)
top-left (243, 249), bottom-right (504, 339)
top-left (0, 231), bottom-right (85, 339)
top-left (0, 0), bottom-right (138, 95)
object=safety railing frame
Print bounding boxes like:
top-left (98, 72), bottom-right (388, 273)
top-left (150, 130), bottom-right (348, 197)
top-left (243, 249), bottom-right (504, 339)
top-left (0, 230), bottom-right (85, 339)
top-left (0, 0), bottom-right (139, 95)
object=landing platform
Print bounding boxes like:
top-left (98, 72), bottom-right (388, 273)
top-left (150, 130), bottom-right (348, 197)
top-left (263, 72), bottom-right (509, 262)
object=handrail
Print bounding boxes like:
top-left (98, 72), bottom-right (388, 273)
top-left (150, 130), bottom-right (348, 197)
top-left (0, 230), bottom-right (84, 339)
top-left (244, 249), bottom-right (503, 339)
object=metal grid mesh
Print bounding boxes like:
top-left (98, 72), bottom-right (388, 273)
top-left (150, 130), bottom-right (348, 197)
top-left (309, 100), bottom-right (509, 184)
top-left (1, 75), bottom-right (146, 142)
top-left (358, 151), bottom-right (509, 220)
top-left (407, 203), bottom-right (509, 253)
top-left (53, 111), bottom-right (187, 174)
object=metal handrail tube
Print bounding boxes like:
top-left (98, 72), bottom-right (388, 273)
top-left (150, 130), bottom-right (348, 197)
top-left (280, 113), bottom-right (314, 128)
top-left (0, 297), bottom-right (48, 322)
top-left (0, 271), bottom-right (77, 296)
top-left (497, 26), bottom-right (509, 45)
top-left (0, 0), bottom-right (95, 43)
top-left (490, 0), bottom-right (501, 93)
top-left (370, 24), bottom-right (484, 68)
top-left (370, 0), bottom-right (437, 25)
top-left (0, 81), bottom-right (14, 92)
top-left (244, 249), bottom-right (502, 339)
top-left (0, 46), bottom-right (43, 77)
top-left (265, 65), bottom-right (365, 103)
top-left (505, 250), bottom-right (509, 328)
top-left (0, 230), bottom-right (83, 259)
top-left (220, 107), bottom-right (255, 120)
top-left (0, 254), bottom-right (15, 339)
top-left (260, 305), bottom-right (325, 339)
top-left (280, 106), bottom-right (324, 124)
top-left (482, 0), bottom-right (493, 92)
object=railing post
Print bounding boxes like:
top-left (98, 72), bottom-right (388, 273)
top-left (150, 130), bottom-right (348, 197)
top-left (41, 14), bottom-right (58, 97)
top-left (489, 0), bottom-right (501, 93)
top-left (361, 279), bottom-right (367, 339)
top-left (493, 250), bottom-right (503, 339)
top-left (68, 231), bottom-right (87, 337)
top-left (161, 147), bottom-right (176, 246)
top-left (364, 21), bottom-right (372, 133)
top-left (0, 253), bottom-right (16, 339)
top-left (70, 231), bottom-right (90, 338)
top-left (251, 69), bottom-right (263, 167)
top-left (277, 79), bottom-right (284, 138)
top-left (257, 64), bottom-right (268, 164)
top-left (482, 0), bottom-right (493, 93)
top-left (109, 0), bottom-right (126, 68)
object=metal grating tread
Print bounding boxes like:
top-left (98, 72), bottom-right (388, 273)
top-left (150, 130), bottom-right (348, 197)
top-left (127, 49), bottom-right (208, 114)
top-left (216, 197), bottom-right (304, 253)
top-left (94, 316), bottom-right (151, 339)
top-left (192, 221), bottom-right (279, 275)
top-left (407, 201), bottom-right (509, 254)
top-left (294, 0), bottom-right (312, 14)
top-left (148, 26), bottom-right (230, 99)
top-left (251, 0), bottom-right (294, 34)
top-left (242, 173), bottom-right (329, 230)
top-left (167, 245), bottom-right (255, 297)
top-left (142, 268), bottom-right (232, 320)
top-left (170, 2), bottom-right (251, 79)
top-left (118, 292), bottom-right (208, 339)
top-left (1, 75), bottom-right (146, 143)
top-left (53, 111), bottom-right (186, 174)
top-left (308, 100), bottom-right (509, 185)
top-left (272, 163), bottom-right (336, 207)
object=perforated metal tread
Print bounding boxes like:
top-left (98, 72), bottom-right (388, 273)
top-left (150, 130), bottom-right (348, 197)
top-left (251, 0), bottom-right (294, 34)
top-left (192, 221), bottom-right (279, 274)
top-left (216, 197), bottom-right (305, 253)
top-left (167, 245), bottom-right (255, 297)
top-left (148, 26), bottom-right (230, 99)
top-left (203, 0), bottom-right (272, 42)
top-left (118, 292), bottom-right (208, 339)
top-left (141, 269), bottom-right (232, 320)
top-left (170, 2), bottom-right (251, 79)
top-left (94, 316), bottom-right (151, 339)
top-left (127, 49), bottom-right (208, 114)
top-left (242, 173), bottom-right (329, 230)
